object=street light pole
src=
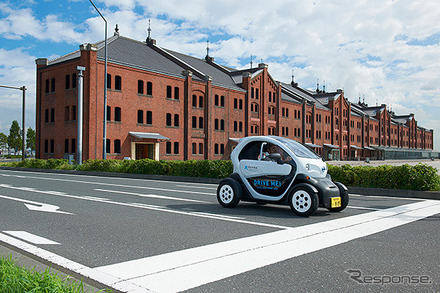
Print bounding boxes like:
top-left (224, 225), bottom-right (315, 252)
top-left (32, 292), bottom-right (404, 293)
top-left (89, 0), bottom-right (108, 159)
top-left (76, 66), bottom-right (85, 165)
top-left (0, 85), bottom-right (26, 161)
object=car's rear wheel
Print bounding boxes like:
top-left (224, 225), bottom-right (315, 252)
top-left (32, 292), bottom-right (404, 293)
top-left (217, 178), bottom-right (242, 208)
top-left (289, 186), bottom-right (318, 217)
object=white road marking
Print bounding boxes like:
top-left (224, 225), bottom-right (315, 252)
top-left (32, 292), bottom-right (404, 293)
top-left (0, 174), bottom-right (214, 195)
top-left (0, 194), bottom-right (73, 215)
top-left (349, 193), bottom-right (421, 201)
top-left (175, 184), bottom-right (218, 190)
top-left (95, 188), bottom-right (209, 203)
top-left (96, 200), bottom-right (440, 293)
top-left (0, 184), bottom-right (289, 229)
top-left (2, 231), bottom-right (60, 245)
top-left (346, 205), bottom-right (381, 211)
top-left (0, 233), bottom-right (151, 293)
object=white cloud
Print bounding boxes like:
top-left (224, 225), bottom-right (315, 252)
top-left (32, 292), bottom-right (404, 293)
top-left (1, 0), bottom-right (439, 149)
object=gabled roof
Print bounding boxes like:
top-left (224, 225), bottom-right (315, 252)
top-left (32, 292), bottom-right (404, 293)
top-left (163, 49), bottom-right (245, 91)
top-left (47, 34), bottom-right (244, 91)
top-left (280, 83), bottom-right (330, 110)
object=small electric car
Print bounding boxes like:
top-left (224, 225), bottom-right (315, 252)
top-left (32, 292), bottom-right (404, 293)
top-left (217, 136), bottom-right (349, 217)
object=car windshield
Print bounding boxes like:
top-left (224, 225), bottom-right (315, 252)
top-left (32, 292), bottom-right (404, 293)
top-left (273, 137), bottom-right (321, 159)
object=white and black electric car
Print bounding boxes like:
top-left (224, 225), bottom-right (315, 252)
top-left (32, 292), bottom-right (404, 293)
top-left (217, 136), bottom-right (349, 217)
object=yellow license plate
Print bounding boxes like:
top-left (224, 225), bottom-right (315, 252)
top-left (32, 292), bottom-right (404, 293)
top-left (331, 197), bottom-right (341, 208)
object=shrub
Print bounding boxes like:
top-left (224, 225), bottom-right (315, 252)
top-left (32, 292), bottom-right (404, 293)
top-left (328, 163), bottom-right (440, 191)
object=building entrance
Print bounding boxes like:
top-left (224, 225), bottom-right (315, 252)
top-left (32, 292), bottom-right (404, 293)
top-left (135, 143), bottom-right (154, 160)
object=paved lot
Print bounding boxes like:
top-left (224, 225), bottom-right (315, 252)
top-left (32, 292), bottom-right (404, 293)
top-left (1, 169), bottom-right (439, 292)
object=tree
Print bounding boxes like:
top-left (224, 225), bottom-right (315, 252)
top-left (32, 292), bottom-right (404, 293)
top-left (26, 127), bottom-right (36, 153)
top-left (8, 120), bottom-right (22, 154)
top-left (0, 132), bottom-right (7, 155)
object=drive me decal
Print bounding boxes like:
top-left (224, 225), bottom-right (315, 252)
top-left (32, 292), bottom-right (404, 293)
top-left (253, 179), bottom-right (282, 190)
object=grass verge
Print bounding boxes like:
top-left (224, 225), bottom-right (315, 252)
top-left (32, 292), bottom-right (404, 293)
top-left (0, 255), bottom-right (109, 293)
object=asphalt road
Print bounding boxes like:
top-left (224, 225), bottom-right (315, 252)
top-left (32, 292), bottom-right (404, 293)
top-left (0, 169), bottom-right (439, 292)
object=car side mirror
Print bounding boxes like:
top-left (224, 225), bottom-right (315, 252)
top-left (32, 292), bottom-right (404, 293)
top-left (268, 153), bottom-right (284, 164)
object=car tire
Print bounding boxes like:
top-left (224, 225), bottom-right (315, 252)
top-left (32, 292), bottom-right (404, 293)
top-left (289, 186), bottom-right (319, 217)
top-left (327, 185), bottom-right (349, 212)
top-left (217, 178), bottom-right (242, 208)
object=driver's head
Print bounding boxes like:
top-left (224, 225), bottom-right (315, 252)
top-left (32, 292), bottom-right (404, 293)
top-left (266, 143), bottom-right (277, 153)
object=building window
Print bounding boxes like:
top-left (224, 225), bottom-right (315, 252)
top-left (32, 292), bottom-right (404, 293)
top-left (146, 82), bottom-right (152, 95)
top-left (65, 75), bottom-right (70, 89)
top-left (114, 107), bottom-right (121, 122)
top-left (106, 106), bottom-right (111, 121)
top-left (114, 139), bottom-right (121, 153)
top-left (199, 143), bottom-right (204, 154)
top-left (192, 143), bottom-right (197, 154)
top-left (44, 109), bottom-right (49, 123)
top-left (166, 85), bottom-right (172, 98)
top-left (192, 116), bottom-right (197, 128)
top-left (220, 144), bottom-right (225, 154)
top-left (216, 95), bottom-right (220, 106)
top-left (166, 113), bottom-right (172, 126)
top-left (256, 88), bottom-right (259, 99)
top-left (199, 117), bottom-right (204, 129)
top-left (174, 114), bottom-right (179, 127)
top-left (72, 105), bottom-right (76, 121)
top-left (192, 95), bottom-right (197, 107)
top-left (239, 99), bottom-right (243, 110)
top-left (220, 119), bottom-right (225, 131)
top-left (45, 79), bottom-right (49, 93)
top-left (174, 142), bottom-right (179, 154)
top-left (51, 78), bottom-right (56, 92)
top-left (215, 119), bottom-right (219, 130)
top-left (50, 139), bottom-right (54, 153)
top-left (166, 142), bottom-right (172, 154)
top-left (138, 80), bottom-right (144, 94)
top-left (106, 139), bottom-right (110, 153)
top-left (174, 87), bottom-right (179, 100)
top-left (234, 121), bottom-right (238, 132)
top-left (72, 73), bottom-right (77, 88)
top-left (44, 140), bottom-right (48, 153)
top-left (50, 108), bottom-right (55, 123)
top-left (146, 111), bottom-right (152, 125)
top-left (107, 74), bottom-right (111, 89)
top-left (199, 96), bottom-right (204, 108)
top-left (71, 138), bottom-right (76, 153)
top-left (137, 110), bottom-right (144, 124)
top-left (64, 139), bottom-right (69, 153)
top-left (239, 121), bottom-right (243, 133)
top-left (234, 98), bottom-right (237, 109)
top-left (115, 75), bottom-right (122, 90)
top-left (214, 143), bottom-right (219, 154)
top-left (65, 106), bottom-right (70, 121)
top-left (220, 96), bottom-right (225, 107)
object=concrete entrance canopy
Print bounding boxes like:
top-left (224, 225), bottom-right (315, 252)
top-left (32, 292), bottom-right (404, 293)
top-left (323, 143), bottom-right (339, 149)
top-left (305, 143), bottom-right (323, 148)
top-left (129, 132), bottom-right (170, 160)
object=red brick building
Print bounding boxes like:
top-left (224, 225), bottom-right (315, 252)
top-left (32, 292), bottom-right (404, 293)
top-left (35, 30), bottom-right (435, 161)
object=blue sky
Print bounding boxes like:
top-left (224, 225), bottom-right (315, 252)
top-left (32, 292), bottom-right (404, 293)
top-left (1, 0), bottom-right (439, 150)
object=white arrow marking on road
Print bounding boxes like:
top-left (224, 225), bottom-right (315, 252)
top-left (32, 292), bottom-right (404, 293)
top-left (0, 194), bottom-right (73, 215)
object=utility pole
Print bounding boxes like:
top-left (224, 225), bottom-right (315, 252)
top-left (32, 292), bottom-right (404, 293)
top-left (76, 66), bottom-right (85, 165)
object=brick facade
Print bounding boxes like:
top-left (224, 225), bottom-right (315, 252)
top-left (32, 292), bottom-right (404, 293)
top-left (35, 33), bottom-right (435, 161)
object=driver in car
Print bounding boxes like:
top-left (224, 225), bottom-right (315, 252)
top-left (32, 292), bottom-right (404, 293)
top-left (265, 143), bottom-right (292, 162)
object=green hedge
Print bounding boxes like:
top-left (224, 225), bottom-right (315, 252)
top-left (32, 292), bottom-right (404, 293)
top-left (327, 163), bottom-right (440, 191)
top-left (2, 159), bottom-right (440, 191)
top-left (5, 158), bottom-right (233, 179)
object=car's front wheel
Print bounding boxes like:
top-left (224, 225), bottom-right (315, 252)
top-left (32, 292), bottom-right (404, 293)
top-left (217, 178), bottom-right (242, 208)
top-left (289, 186), bottom-right (319, 217)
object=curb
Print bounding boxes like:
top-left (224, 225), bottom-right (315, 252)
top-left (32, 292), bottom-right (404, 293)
top-left (1, 166), bottom-right (439, 200)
